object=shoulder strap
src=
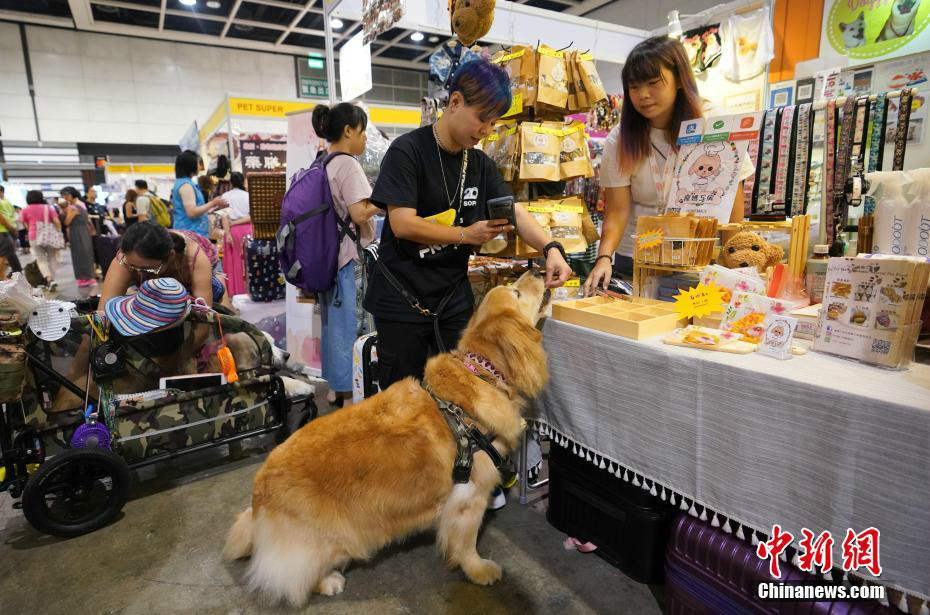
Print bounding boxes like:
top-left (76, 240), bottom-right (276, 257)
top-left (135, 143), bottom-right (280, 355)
top-left (322, 151), bottom-right (359, 242)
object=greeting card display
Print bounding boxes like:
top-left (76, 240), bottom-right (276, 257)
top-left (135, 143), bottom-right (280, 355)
top-left (666, 113), bottom-right (761, 223)
top-left (813, 255), bottom-right (930, 369)
top-left (720, 292), bottom-right (791, 344)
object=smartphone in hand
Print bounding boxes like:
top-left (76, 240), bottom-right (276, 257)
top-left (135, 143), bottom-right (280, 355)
top-left (486, 196), bottom-right (516, 228)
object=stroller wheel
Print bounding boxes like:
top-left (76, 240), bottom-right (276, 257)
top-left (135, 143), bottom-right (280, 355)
top-left (22, 448), bottom-right (131, 538)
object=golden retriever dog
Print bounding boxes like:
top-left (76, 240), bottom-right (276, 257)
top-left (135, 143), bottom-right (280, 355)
top-left (223, 270), bottom-right (551, 606)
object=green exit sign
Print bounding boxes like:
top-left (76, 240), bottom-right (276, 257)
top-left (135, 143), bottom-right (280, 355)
top-left (308, 55), bottom-right (324, 70)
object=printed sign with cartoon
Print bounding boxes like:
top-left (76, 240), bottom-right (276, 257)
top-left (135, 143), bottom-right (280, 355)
top-left (666, 113), bottom-right (761, 223)
top-left (822, 0), bottom-right (930, 66)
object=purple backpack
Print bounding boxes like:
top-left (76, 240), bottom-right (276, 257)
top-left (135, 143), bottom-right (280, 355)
top-left (277, 152), bottom-right (357, 293)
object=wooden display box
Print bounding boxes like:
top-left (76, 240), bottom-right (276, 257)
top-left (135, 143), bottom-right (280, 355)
top-left (552, 295), bottom-right (687, 340)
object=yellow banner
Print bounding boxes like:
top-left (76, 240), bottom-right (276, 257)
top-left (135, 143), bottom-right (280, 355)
top-left (226, 97), bottom-right (422, 126)
top-left (106, 164), bottom-right (175, 175)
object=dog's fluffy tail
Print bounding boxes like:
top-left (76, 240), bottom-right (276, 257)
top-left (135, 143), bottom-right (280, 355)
top-left (224, 507), bottom-right (254, 560)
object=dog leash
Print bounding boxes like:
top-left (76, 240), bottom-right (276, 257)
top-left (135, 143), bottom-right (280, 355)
top-left (892, 88), bottom-right (913, 171)
top-left (863, 93), bottom-right (887, 215)
top-left (753, 107), bottom-right (780, 214)
top-left (772, 104), bottom-right (796, 213)
top-left (823, 99), bottom-right (837, 242)
top-left (829, 97), bottom-right (857, 253)
top-left (789, 103), bottom-right (813, 216)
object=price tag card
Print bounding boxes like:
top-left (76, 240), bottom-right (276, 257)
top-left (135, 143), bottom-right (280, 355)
top-left (673, 282), bottom-right (727, 319)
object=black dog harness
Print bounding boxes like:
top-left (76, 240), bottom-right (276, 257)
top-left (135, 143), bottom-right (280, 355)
top-left (424, 383), bottom-right (504, 484)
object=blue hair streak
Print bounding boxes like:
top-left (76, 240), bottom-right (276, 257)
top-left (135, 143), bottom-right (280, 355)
top-left (448, 59), bottom-right (512, 121)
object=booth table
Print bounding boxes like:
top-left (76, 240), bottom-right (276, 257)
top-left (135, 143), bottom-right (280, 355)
top-left (526, 319), bottom-right (930, 603)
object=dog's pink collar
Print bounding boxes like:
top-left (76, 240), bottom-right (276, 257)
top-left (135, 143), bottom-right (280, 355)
top-left (462, 352), bottom-right (507, 388)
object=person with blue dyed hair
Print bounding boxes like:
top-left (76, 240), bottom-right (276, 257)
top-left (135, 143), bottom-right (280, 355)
top-left (364, 58), bottom-right (572, 391)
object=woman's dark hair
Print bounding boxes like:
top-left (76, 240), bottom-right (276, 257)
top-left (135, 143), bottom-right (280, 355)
top-left (26, 190), bottom-right (46, 205)
top-left (230, 172), bottom-right (246, 190)
top-left (175, 149), bottom-right (200, 179)
top-left (448, 60), bottom-right (512, 121)
top-left (619, 36), bottom-right (704, 173)
top-left (60, 186), bottom-right (81, 199)
top-left (312, 102), bottom-right (368, 142)
top-left (120, 220), bottom-right (185, 260)
top-left (125, 189), bottom-right (138, 203)
top-left (135, 179), bottom-right (148, 190)
top-left (213, 155), bottom-right (230, 179)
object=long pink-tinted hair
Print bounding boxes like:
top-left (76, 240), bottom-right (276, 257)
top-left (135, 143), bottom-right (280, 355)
top-left (618, 37), bottom-right (704, 174)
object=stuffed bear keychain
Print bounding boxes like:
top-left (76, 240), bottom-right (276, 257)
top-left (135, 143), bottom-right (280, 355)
top-left (449, 0), bottom-right (495, 46)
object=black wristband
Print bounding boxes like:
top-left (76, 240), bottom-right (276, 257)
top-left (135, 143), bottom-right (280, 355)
top-left (543, 241), bottom-right (567, 261)
top-left (595, 254), bottom-right (613, 264)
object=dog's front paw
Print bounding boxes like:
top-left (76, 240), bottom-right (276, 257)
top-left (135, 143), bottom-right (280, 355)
top-left (465, 559), bottom-right (502, 585)
top-left (316, 571), bottom-right (346, 596)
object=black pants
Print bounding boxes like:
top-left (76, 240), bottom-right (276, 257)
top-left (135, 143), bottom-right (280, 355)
top-left (0, 233), bottom-right (22, 273)
top-left (375, 310), bottom-right (472, 389)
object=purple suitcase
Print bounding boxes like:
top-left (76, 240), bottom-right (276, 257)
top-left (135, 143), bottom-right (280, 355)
top-left (666, 513), bottom-right (895, 615)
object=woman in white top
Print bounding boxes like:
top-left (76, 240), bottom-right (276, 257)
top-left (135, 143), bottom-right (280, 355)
top-left (221, 172), bottom-right (253, 297)
top-left (584, 36), bottom-right (755, 295)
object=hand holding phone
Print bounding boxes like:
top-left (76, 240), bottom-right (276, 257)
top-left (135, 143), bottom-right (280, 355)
top-left (486, 196), bottom-right (516, 229)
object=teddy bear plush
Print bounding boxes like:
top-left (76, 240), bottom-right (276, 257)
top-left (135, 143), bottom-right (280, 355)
top-left (450, 0), bottom-right (495, 46)
top-left (718, 231), bottom-right (784, 272)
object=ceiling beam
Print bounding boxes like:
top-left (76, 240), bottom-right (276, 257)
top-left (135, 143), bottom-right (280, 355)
top-left (275, 0), bottom-right (315, 45)
top-left (0, 10), bottom-right (73, 28)
top-left (247, 0), bottom-right (310, 9)
top-left (372, 29), bottom-right (410, 57)
top-left (564, 0), bottom-right (615, 16)
top-left (67, 0), bottom-right (94, 28)
top-left (159, 0), bottom-right (166, 30)
top-left (221, 0), bottom-right (245, 37)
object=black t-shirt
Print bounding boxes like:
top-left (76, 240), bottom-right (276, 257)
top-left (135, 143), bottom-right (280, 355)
top-left (364, 125), bottom-right (511, 323)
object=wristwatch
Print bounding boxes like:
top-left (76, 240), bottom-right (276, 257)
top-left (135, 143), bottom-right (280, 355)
top-left (543, 241), bottom-right (567, 261)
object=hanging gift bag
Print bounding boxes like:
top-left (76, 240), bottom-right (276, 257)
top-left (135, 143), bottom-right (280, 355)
top-left (537, 45), bottom-right (569, 111)
top-left (577, 52), bottom-right (607, 105)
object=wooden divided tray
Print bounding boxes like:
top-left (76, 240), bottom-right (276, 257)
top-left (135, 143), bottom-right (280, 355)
top-left (552, 295), bottom-right (687, 340)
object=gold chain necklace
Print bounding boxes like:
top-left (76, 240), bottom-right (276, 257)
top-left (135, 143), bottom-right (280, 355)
top-left (433, 123), bottom-right (468, 212)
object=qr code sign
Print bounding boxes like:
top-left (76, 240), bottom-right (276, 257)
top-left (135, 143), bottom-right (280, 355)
top-left (871, 339), bottom-right (891, 355)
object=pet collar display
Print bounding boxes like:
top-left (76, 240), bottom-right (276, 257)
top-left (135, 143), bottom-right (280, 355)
top-left (863, 93), bottom-right (887, 216)
top-left (772, 104), bottom-right (796, 210)
top-left (789, 103), bottom-right (813, 217)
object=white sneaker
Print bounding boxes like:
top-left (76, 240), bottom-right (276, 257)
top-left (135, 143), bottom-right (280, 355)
top-left (488, 487), bottom-right (507, 511)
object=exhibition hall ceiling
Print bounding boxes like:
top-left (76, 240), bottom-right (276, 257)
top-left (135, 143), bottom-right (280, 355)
top-left (0, 0), bottom-right (595, 68)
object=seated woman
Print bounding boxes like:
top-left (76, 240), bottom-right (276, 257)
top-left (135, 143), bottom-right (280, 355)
top-left (98, 220), bottom-right (228, 310)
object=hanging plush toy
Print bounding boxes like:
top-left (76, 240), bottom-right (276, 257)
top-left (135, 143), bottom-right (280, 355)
top-left (449, 0), bottom-right (495, 47)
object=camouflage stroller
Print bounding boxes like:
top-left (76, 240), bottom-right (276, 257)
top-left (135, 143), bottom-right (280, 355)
top-left (0, 308), bottom-right (315, 538)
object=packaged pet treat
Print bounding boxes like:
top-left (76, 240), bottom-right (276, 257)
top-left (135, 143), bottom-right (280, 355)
top-left (577, 52), bottom-right (607, 105)
top-left (720, 292), bottom-right (790, 344)
top-left (548, 197), bottom-right (587, 254)
top-left (570, 51), bottom-right (589, 111)
top-left (527, 202), bottom-right (553, 241)
top-left (520, 123), bottom-right (561, 181)
top-left (536, 45), bottom-right (569, 111)
top-left (565, 51), bottom-right (579, 112)
top-left (699, 264), bottom-right (767, 305)
top-left (559, 122), bottom-right (594, 180)
top-left (521, 45), bottom-right (539, 109)
top-left (489, 122), bottom-right (519, 181)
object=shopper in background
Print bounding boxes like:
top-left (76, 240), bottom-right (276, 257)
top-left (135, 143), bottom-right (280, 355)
top-left (123, 189), bottom-right (141, 229)
top-left (60, 186), bottom-right (98, 287)
top-left (584, 36), bottom-right (754, 295)
top-left (134, 179), bottom-right (151, 223)
top-left (312, 102), bottom-right (380, 407)
top-left (0, 185), bottom-right (22, 275)
top-left (221, 172), bottom-right (252, 298)
top-left (19, 190), bottom-right (61, 289)
top-left (171, 149), bottom-right (227, 237)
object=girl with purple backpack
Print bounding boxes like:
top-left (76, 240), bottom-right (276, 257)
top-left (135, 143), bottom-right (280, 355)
top-left (311, 102), bottom-right (382, 407)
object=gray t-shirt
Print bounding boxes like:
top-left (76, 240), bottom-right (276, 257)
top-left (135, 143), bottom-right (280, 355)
top-left (135, 194), bottom-right (151, 218)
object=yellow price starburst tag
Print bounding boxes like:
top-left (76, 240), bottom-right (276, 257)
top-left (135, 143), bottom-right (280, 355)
top-left (673, 282), bottom-right (727, 319)
top-left (636, 229), bottom-right (664, 250)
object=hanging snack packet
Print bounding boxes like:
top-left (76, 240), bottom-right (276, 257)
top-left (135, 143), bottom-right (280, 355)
top-left (571, 51), bottom-right (590, 111)
top-left (565, 51), bottom-right (579, 112)
top-left (521, 45), bottom-right (539, 110)
top-left (527, 202), bottom-right (554, 242)
top-left (496, 122), bottom-right (520, 181)
top-left (559, 122), bottom-right (594, 180)
top-left (520, 123), bottom-right (561, 181)
top-left (578, 52), bottom-right (607, 105)
top-left (537, 45), bottom-right (569, 111)
top-left (549, 197), bottom-right (588, 254)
